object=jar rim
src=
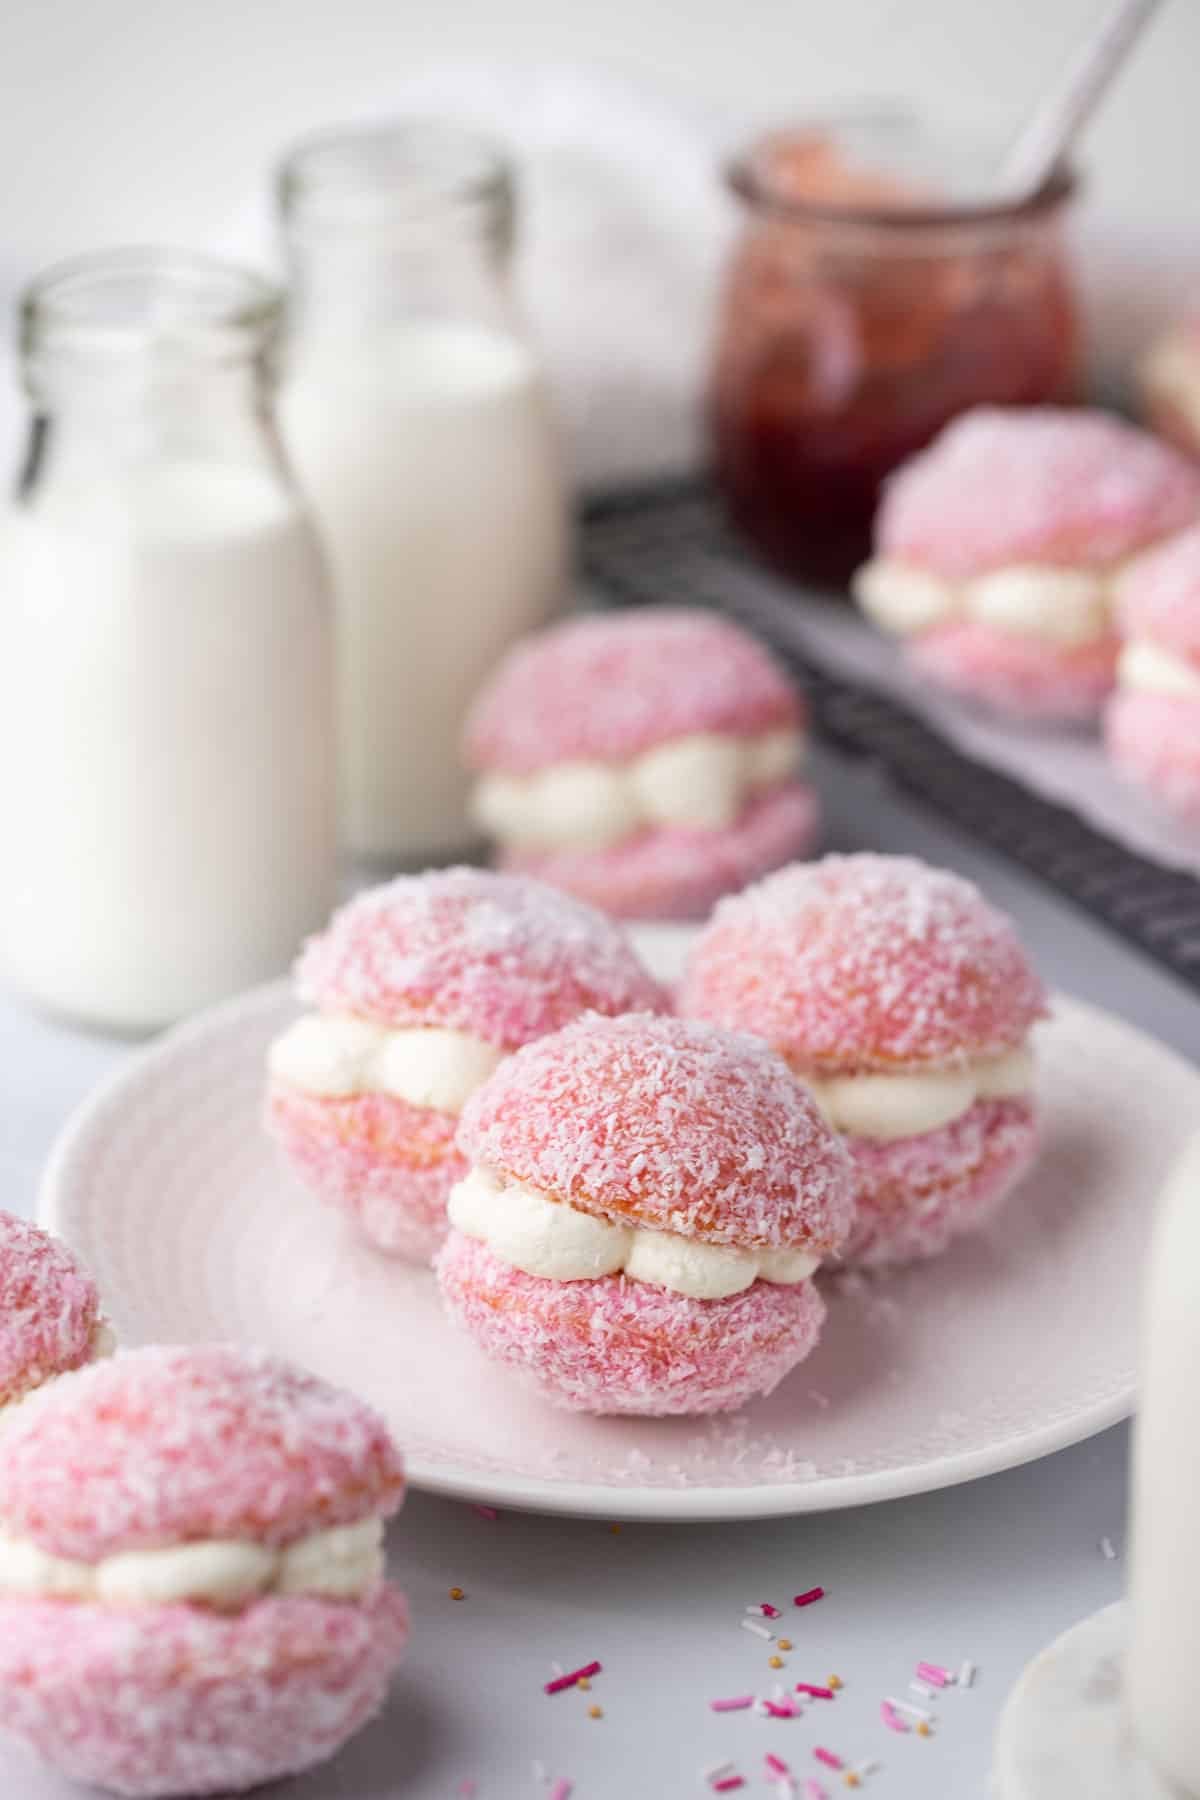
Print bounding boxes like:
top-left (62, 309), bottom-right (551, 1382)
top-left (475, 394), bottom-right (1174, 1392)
top-left (21, 248), bottom-right (282, 358)
top-left (728, 126), bottom-right (1079, 231)
top-left (277, 118), bottom-right (513, 233)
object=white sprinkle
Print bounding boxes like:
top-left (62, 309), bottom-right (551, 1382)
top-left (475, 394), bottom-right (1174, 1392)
top-left (886, 1696), bottom-right (932, 1723)
top-left (958, 1659), bottom-right (976, 1688)
top-left (549, 1662), bottom-right (563, 1677)
top-left (909, 1680), bottom-right (936, 1701)
top-left (745, 1604), bottom-right (768, 1616)
top-left (772, 1683), bottom-right (787, 1702)
top-left (775, 1782), bottom-right (795, 1799)
top-left (742, 1617), bottom-right (774, 1641)
top-left (533, 1759), bottom-right (548, 1782)
top-left (1100, 1536), bottom-right (1118, 1561)
top-left (702, 1760), bottom-right (735, 1782)
top-left (851, 1760), bottom-right (881, 1780)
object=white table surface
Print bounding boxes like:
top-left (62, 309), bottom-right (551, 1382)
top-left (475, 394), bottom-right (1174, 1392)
top-left (4, 739), bottom-right (1193, 1800)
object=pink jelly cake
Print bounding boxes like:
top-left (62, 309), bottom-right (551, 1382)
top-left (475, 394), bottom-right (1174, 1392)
top-left (266, 866), bottom-right (665, 1260)
top-left (681, 854), bottom-right (1047, 1266)
top-left (0, 1343), bottom-right (408, 1797)
top-left (464, 609), bottom-right (819, 919)
top-left (853, 407), bottom-right (1200, 722)
top-left (436, 1011), bottom-right (854, 1413)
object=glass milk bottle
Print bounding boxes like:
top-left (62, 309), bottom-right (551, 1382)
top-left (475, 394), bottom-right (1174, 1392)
top-left (0, 250), bottom-right (337, 1033)
top-left (276, 122), bottom-right (569, 865)
top-left (1128, 1133), bottom-right (1200, 1793)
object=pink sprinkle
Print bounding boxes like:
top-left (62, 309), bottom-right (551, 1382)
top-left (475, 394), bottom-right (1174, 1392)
top-left (916, 1662), bottom-right (951, 1688)
top-left (765, 1752), bottom-right (791, 1775)
top-left (544, 1660), bottom-right (601, 1695)
top-left (709, 1694), bottom-right (755, 1712)
top-left (813, 1748), bottom-right (843, 1771)
top-left (882, 1700), bottom-right (911, 1734)
top-left (472, 1504), bottom-right (499, 1521)
top-left (713, 1780), bottom-right (745, 1794)
top-left (793, 1587), bottom-right (825, 1608)
top-left (795, 1683), bottom-right (835, 1699)
top-left (763, 1700), bottom-right (797, 1719)
top-left (802, 1785), bottom-right (829, 1800)
top-left (549, 1782), bottom-right (573, 1800)
top-left (761, 1602), bottom-right (783, 1619)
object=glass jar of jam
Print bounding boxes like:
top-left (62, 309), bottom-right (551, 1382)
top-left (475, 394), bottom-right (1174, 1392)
top-left (709, 118), bottom-right (1081, 587)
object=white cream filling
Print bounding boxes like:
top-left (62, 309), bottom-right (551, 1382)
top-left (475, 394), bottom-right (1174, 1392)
top-left (1141, 331), bottom-right (1200, 431)
top-left (853, 559), bottom-right (1114, 648)
top-left (447, 1166), bottom-right (820, 1299)
top-left (1117, 640), bottom-right (1200, 700)
top-left (269, 1014), bottom-right (505, 1112)
top-left (0, 1516), bottom-right (384, 1610)
top-left (471, 727), bottom-right (805, 853)
top-left (798, 1044), bottom-right (1034, 1142)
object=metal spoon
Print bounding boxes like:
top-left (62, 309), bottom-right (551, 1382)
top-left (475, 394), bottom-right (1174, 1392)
top-left (995, 0), bottom-right (1164, 202)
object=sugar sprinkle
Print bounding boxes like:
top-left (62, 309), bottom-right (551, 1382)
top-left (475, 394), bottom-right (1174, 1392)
top-left (710, 1694), bottom-right (755, 1713)
top-left (814, 1747), bottom-right (843, 1770)
top-left (886, 1697), bottom-right (932, 1724)
top-left (958, 1659), bottom-right (976, 1689)
top-left (742, 1617), bottom-right (775, 1641)
top-left (544, 1660), bottom-right (601, 1695)
top-left (794, 1587), bottom-right (825, 1609)
top-left (795, 1683), bottom-right (835, 1700)
top-left (1100, 1536), bottom-right (1118, 1561)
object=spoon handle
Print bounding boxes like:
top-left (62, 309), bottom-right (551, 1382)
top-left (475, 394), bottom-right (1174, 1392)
top-left (997, 0), bottom-right (1163, 201)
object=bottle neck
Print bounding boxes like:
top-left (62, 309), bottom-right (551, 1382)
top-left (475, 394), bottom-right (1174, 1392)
top-left (17, 251), bottom-right (288, 498)
top-left (283, 220), bottom-right (517, 339)
top-left (277, 122), bottom-right (518, 339)
top-left (20, 351), bottom-right (287, 502)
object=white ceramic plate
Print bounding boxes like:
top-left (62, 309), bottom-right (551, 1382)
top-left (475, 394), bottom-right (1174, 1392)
top-left (40, 926), bottom-right (1192, 1521)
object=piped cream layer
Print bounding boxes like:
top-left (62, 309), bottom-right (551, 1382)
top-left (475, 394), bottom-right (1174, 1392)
top-left (269, 1015), bottom-right (504, 1112)
top-left (447, 1166), bottom-right (820, 1299)
top-left (0, 1515), bottom-right (384, 1611)
top-left (1117, 641), bottom-right (1200, 701)
top-left (796, 1045), bottom-right (1034, 1142)
top-left (854, 559), bottom-right (1115, 647)
top-left (471, 727), bottom-right (804, 853)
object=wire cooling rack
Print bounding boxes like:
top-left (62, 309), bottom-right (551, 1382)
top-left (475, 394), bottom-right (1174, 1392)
top-left (581, 479), bottom-right (1200, 995)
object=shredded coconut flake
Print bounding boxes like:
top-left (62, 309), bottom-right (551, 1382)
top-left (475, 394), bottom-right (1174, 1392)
top-left (456, 1012), bottom-right (855, 1253)
top-left (0, 1345), bottom-right (405, 1562)
top-left (876, 406), bottom-right (1200, 579)
top-left (464, 608), bottom-right (801, 774)
top-left (296, 867), bottom-right (665, 1046)
top-left (683, 854), bottom-right (1046, 1072)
